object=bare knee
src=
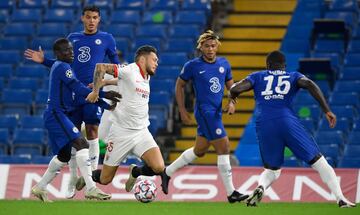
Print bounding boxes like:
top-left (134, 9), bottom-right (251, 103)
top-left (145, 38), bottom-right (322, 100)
top-left (150, 163), bottom-right (165, 174)
top-left (194, 148), bottom-right (207, 157)
top-left (85, 124), bottom-right (98, 140)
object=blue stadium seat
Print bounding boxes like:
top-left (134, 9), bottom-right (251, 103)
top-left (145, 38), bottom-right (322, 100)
top-left (31, 37), bottom-right (57, 50)
top-left (4, 23), bottom-right (35, 36)
top-left (149, 91), bottom-right (172, 106)
top-left (312, 52), bottom-right (342, 71)
top-left (136, 24), bottom-right (168, 39)
top-left (31, 155), bottom-right (53, 164)
top-left (0, 115), bottom-right (18, 134)
top-left (115, 0), bottom-right (145, 10)
top-left (338, 157), bottom-right (360, 168)
top-left (111, 10), bottom-right (141, 24)
top-left (132, 37), bottom-right (162, 52)
top-left (1, 89), bottom-right (33, 116)
top-left (0, 37), bottom-right (28, 50)
top-left (290, 11), bottom-right (321, 26)
top-left (107, 24), bottom-right (135, 39)
top-left (160, 52), bottom-right (188, 66)
top-left (343, 145), bottom-right (360, 158)
top-left (348, 39), bottom-right (360, 53)
top-left (142, 11), bottom-right (173, 24)
top-left (318, 117), bottom-right (351, 134)
top-left (315, 130), bottom-right (345, 147)
top-left (165, 38), bottom-right (194, 53)
top-left (154, 66), bottom-right (181, 80)
top-left (169, 24), bottom-right (200, 38)
top-left (181, 0), bottom-right (211, 12)
top-left (353, 120), bottom-right (360, 131)
top-left (315, 80), bottom-right (331, 97)
top-left (0, 51), bottom-right (21, 65)
top-left (340, 67), bottom-right (360, 80)
top-left (0, 9), bottom-right (8, 23)
top-left (314, 39), bottom-right (345, 54)
top-left (293, 90), bottom-right (318, 105)
top-left (149, 106), bottom-right (167, 129)
top-left (50, 0), bottom-right (82, 9)
top-left (284, 53), bottom-right (304, 71)
top-left (148, 0), bottom-right (178, 11)
top-left (15, 65), bottom-right (49, 79)
top-left (283, 156), bottom-right (303, 167)
top-left (12, 128), bottom-right (46, 156)
top-left (175, 11), bottom-right (207, 25)
top-left (293, 105), bottom-right (322, 120)
top-left (330, 92), bottom-right (359, 108)
top-left (295, 0), bottom-right (324, 11)
top-left (330, 0), bottom-right (359, 13)
top-left (347, 131), bottom-right (360, 145)
top-left (284, 25), bottom-right (313, 40)
top-left (43, 9), bottom-right (75, 23)
top-left (0, 129), bottom-right (10, 155)
top-left (0, 155), bottom-right (31, 164)
top-left (84, 0), bottom-right (114, 10)
top-left (34, 89), bottom-right (49, 115)
top-left (235, 144), bottom-right (262, 167)
top-left (299, 118), bottom-right (317, 134)
top-left (11, 9), bottom-right (41, 23)
top-left (150, 79), bottom-right (175, 94)
top-left (318, 144), bottom-right (340, 161)
top-left (8, 78), bottom-right (39, 92)
top-left (148, 114), bottom-right (159, 136)
top-left (331, 105), bottom-right (357, 119)
top-left (37, 23), bottom-right (68, 36)
top-left (280, 39), bottom-right (311, 54)
top-left (114, 37), bottom-right (130, 57)
top-left (324, 11), bottom-right (357, 28)
top-left (0, 64), bottom-right (13, 79)
top-left (0, 78), bottom-right (4, 91)
top-left (19, 115), bottom-right (44, 129)
top-left (0, 1), bottom-right (13, 9)
top-left (344, 53), bottom-right (360, 67)
top-left (334, 80), bottom-right (360, 93)
top-left (18, 0), bottom-right (44, 8)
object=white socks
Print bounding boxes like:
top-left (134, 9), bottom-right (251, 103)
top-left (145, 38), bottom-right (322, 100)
top-left (37, 156), bottom-right (67, 189)
top-left (68, 147), bottom-right (78, 180)
top-left (76, 149), bottom-right (96, 191)
top-left (88, 138), bottom-right (99, 171)
top-left (258, 169), bottom-right (281, 190)
top-left (311, 156), bottom-right (345, 201)
top-left (166, 147), bottom-right (198, 176)
top-left (217, 154), bottom-right (235, 196)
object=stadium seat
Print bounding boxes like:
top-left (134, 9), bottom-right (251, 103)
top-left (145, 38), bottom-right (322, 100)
top-left (0, 89), bottom-right (33, 116)
top-left (37, 23), bottom-right (68, 37)
top-left (12, 128), bottom-right (46, 156)
top-left (283, 156), bottom-right (303, 167)
top-left (148, 114), bottom-right (159, 136)
top-left (283, 53), bottom-right (304, 71)
top-left (154, 66), bottom-right (181, 79)
top-left (0, 37), bottom-right (28, 50)
top-left (19, 115), bottom-right (44, 129)
top-left (149, 106), bottom-right (168, 129)
top-left (299, 118), bottom-right (317, 134)
top-left (107, 24), bottom-right (135, 39)
top-left (348, 39), bottom-right (360, 53)
top-left (136, 24), bottom-right (168, 39)
top-left (114, 37), bottom-right (130, 57)
top-left (343, 145), bottom-right (360, 158)
top-left (315, 130), bottom-right (345, 147)
top-left (294, 0), bottom-right (325, 12)
top-left (43, 9), bottom-right (75, 23)
top-left (235, 144), bottom-right (262, 167)
top-left (165, 38), bottom-right (194, 53)
top-left (331, 105), bottom-right (357, 119)
top-left (148, 0), bottom-right (178, 11)
top-left (280, 39), bottom-right (311, 54)
top-left (115, 0), bottom-right (145, 10)
top-left (290, 11), bottom-right (321, 26)
top-left (347, 131), bottom-right (360, 145)
top-left (0, 9), bottom-right (8, 23)
top-left (324, 11), bottom-right (357, 29)
top-left (11, 9), bottom-right (41, 23)
top-left (31, 37), bottom-right (58, 50)
top-left (0, 64), bottom-right (13, 79)
top-left (0, 155), bottom-right (31, 164)
top-left (0, 129), bottom-right (10, 155)
top-left (312, 52), bottom-right (342, 71)
top-left (318, 144), bottom-right (340, 161)
top-left (314, 80), bottom-right (331, 97)
top-left (0, 51), bottom-right (21, 65)
top-left (293, 90), bottom-right (318, 106)
top-left (284, 25), bottom-right (313, 40)
top-left (314, 39), bottom-right (346, 54)
top-left (318, 117), bottom-right (351, 134)
top-left (50, 0), bottom-right (82, 9)
top-left (34, 89), bottom-right (49, 115)
top-left (330, 92), bottom-right (359, 108)
top-left (84, 0), bottom-right (114, 10)
top-left (181, 0), bottom-right (211, 12)
top-left (353, 120), bottom-right (360, 131)
top-left (340, 67), bottom-right (360, 80)
top-left (149, 91), bottom-right (172, 106)
top-left (0, 78), bottom-right (4, 91)
top-left (8, 78), bottom-right (40, 92)
top-left (18, 0), bottom-right (44, 8)
top-left (0, 1), bottom-right (13, 9)
top-left (338, 157), bottom-right (360, 168)
top-left (169, 24), bottom-right (200, 38)
top-left (15, 65), bottom-right (49, 79)
top-left (31, 155), bottom-right (53, 164)
top-left (330, 0), bottom-right (359, 13)
top-left (111, 10), bottom-right (141, 24)
top-left (344, 53), bottom-right (360, 67)
top-left (159, 52), bottom-right (188, 66)
top-left (142, 11), bottom-right (173, 24)
top-left (334, 80), bottom-right (360, 93)
top-left (0, 115), bottom-right (18, 134)
top-left (4, 23), bottom-right (35, 37)
top-left (150, 79), bottom-right (175, 94)
top-left (132, 37), bottom-right (162, 52)
top-left (175, 11), bottom-right (207, 25)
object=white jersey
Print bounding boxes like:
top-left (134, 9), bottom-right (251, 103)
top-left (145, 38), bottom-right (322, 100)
top-left (109, 63), bottom-right (150, 129)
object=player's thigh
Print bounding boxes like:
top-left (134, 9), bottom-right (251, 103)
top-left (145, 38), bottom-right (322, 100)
top-left (283, 118), bottom-right (320, 164)
top-left (83, 103), bottom-right (103, 126)
top-left (195, 109), bottom-right (227, 141)
top-left (194, 135), bottom-right (211, 157)
top-left (256, 119), bottom-right (285, 169)
top-left (210, 136), bottom-right (230, 155)
top-left (98, 110), bottom-right (112, 141)
top-left (100, 164), bottom-right (118, 184)
top-left (103, 125), bottom-right (135, 166)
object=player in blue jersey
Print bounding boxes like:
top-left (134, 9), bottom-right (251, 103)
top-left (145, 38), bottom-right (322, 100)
top-left (31, 38), bottom-right (121, 202)
top-left (24, 5), bottom-right (120, 198)
top-left (163, 30), bottom-right (248, 202)
top-left (230, 50), bottom-right (356, 208)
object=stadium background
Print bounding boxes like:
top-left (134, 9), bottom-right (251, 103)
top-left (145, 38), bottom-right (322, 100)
top-left (0, 0), bottom-right (359, 203)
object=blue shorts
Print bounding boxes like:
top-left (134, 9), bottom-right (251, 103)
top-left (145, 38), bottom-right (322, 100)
top-left (69, 103), bottom-right (103, 126)
top-left (44, 109), bottom-right (81, 155)
top-left (256, 117), bottom-right (320, 168)
top-left (195, 109), bottom-right (227, 141)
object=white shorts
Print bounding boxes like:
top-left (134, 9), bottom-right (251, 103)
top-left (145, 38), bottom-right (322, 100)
top-left (103, 123), bottom-right (158, 166)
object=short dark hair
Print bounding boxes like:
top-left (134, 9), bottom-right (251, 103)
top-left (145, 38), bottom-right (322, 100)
top-left (134, 45), bottom-right (157, 62)
top-left (53, 38), bottom-right (70, 52)
top-left (266, 50), bottom-right (286, 70)
top-left (82, 5), bottom-right (100, 16)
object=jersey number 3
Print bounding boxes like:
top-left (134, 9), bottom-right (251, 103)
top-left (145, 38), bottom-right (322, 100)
top-left (261, 75), bottom-right (290, 96)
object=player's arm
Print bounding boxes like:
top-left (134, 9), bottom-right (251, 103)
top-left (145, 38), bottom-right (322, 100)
top-left (175, 77), bottom-right (192, 125)
top-left (297, 76), bottom-right (336, 128)
top-left (229, 79), bottom-right (253, 101)
top-left (24, 47), bottom-right (55, 68)
top-left (224, 79), bottom-right (236, 115)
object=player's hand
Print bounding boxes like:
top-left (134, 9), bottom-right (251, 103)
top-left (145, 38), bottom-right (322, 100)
top-left (179, 110), bottom-right (192, 125)
top-left (325, 111), bottom-right (337, 128)
top-left (86, 91), bottom-right (99, 103)
top-left (224, 101), bottom-right (236, 115)
top-left (104, 90), bottom-right (122, 103)
top-left (108, 102), bottom-right (117, 111)
top-left (24, 47), bottom-right (44, 63)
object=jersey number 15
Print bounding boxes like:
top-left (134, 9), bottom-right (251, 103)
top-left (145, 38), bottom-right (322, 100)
top-left (261, 75), bottom-right (290, 96)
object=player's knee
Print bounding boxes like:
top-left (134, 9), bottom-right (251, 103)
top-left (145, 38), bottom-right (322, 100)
top-left (72, 137), bottom-right (89, 151)
top-left (57, 144), bottom-right (72, 162)
top-left (151, 164), bottom-right (165, 174)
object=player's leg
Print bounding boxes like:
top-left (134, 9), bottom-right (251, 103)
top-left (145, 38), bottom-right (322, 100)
top-left (247, 119), bottom-right (284, 206)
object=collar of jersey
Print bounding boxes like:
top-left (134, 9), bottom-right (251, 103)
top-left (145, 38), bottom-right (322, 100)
top-left (136, 63), bottom-right (147, 80)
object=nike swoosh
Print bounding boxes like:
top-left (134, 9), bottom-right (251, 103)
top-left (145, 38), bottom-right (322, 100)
top-left (199, 70), bottom-right (206, 74)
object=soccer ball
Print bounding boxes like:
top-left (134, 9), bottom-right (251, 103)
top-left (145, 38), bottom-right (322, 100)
top-left (134, 179), bottom-right (157, 203)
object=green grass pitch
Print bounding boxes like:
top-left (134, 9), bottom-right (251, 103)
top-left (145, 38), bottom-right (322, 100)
top-left (0, 200), bottom-right (358, 215)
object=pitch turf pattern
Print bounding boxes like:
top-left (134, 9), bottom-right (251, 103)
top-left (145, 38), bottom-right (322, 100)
top-left (0, 201), bottom-right (358, 215)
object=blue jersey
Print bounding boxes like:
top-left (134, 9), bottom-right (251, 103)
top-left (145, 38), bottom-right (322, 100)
top-left (47, 61), bottom-right (94, 113)
top-left (67, 31), bottom-right (119, 85)
top-left (179, 57), bottom-right (232, 112)
top-left (246, 70), bottom-right (304, 122)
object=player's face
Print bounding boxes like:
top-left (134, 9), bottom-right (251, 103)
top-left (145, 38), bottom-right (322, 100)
top-left (81, 11), bottom-right (100, 34)
top-left (145, 52), bottom-right (158, 76)
top-left (200, 39), bottom-right (218, 63)
top-left (57, 42), bottom-right (74, 63)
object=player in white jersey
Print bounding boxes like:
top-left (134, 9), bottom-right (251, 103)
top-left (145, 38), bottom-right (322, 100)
top-left (76, 45), bottom-right (170, 194)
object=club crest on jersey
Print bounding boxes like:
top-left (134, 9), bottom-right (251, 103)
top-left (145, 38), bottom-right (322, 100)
top-left (72, 127), bottom-right (79, 133)
top-left (216, 128), bottom-right (222, 135)
top-left (219, 66), bottom-right (225, 73)
top-left (95, 39), bottom-right (102, 45)
top-left (65, 69), bottom-right (73, 78)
